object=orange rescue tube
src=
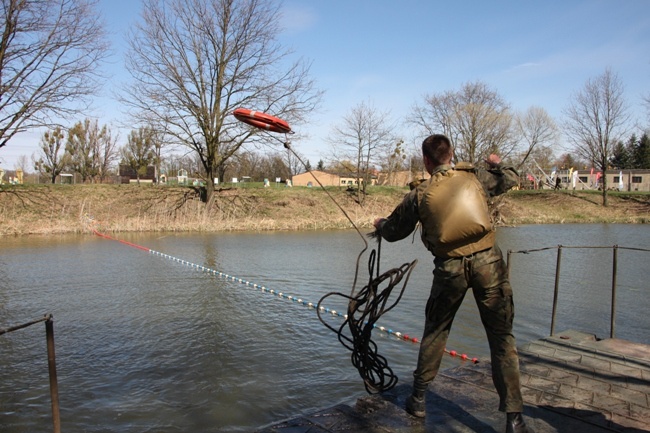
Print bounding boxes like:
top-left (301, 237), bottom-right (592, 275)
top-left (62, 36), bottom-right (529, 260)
top-left (233, 108), bottom-right (292, 133)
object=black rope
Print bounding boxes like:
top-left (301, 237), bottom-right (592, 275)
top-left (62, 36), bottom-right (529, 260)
top-left (317, 237), bottom-right (417, 394)
top-left (274, 137), bottom-right (418, 394)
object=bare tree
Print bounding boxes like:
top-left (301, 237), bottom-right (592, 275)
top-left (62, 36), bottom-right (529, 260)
top-left (260, 152), bottom-right (290, 181)
top-left (14, 154), bottom-right (27, 170)
top-left (0, 0), bottom-right (110, 149)
top-left (233, 150), bottom-right (263, 180)
top-left (564, 69), bottom-right (630, 206)
top-left (66, 118), bottom-right (113, 183)
top-left (162, 152), bottom-right (195, 179)
top-left (378, 139), bottom-right (407, 186)
top-left (284, 146), bottom-right (307, 177)
top-left (149, 127), bottom-right (167, 184)
top-left (329, 100), bottom-right (395, 203)
top-left (36, 127), bottom-right (69, 183)
top-left (404, 140), bottom-right (427, 180)
top-left (513, 106), bottom-right (558, 170)
top-left (122, 0), bottom-right (322, 203)
top-left (410, 81), bottom-right (515, 164)
top-left (121, 127), bottom-right (156, 184)
top-left (96, 126), bottom-right (120, 183)
top-left (328, 159), bottom-right (357, 175)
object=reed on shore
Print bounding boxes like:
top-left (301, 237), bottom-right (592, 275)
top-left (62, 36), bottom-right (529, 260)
top-left (1, 183), bottom-right (648, 236)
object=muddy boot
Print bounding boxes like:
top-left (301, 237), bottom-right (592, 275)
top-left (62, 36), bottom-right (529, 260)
top-left (506, 412), bottom-right (535, 433)
top-left (405, 388), bottom-right (426, 418)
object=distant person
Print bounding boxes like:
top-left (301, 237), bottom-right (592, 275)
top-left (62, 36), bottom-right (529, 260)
top-left (554, 177), bottom-right (561, 190)
top-left (372, 134), bottom-right (533, 433)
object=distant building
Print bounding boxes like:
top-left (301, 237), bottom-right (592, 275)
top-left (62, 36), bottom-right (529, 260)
top-left (58, 173), bottom-right (74, 184)
top-left (119, 165), bottom-right (156, 184)
top-left (339, 174), bottom-right (377, 187)
top-left (292, 170), bottom-right (341, 187)
top-left (292, 170), bottom-right (378, 187)
top-left (547, 169), bottom-right (650, 192)
top-left (296, 167), bottom-right (650, 191)
top-left (611, 169), bottom-right (650, 192)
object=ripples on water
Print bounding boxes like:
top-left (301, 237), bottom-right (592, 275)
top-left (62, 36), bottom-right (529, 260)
top-left (1, 225), bottom-right (648, 432)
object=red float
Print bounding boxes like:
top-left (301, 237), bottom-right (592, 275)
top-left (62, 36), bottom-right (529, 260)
top-left (233, 108), bottom-right (292, 133)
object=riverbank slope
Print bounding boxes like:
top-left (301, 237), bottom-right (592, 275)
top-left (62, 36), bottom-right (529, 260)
top-left (0, 184), bottom-right (648, 235)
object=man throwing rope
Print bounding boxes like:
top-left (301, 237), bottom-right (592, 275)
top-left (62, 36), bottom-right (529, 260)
top-left (372, 134), bottom-right (533, 433)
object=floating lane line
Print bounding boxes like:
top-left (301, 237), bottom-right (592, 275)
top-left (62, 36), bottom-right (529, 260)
top-left (146, 248), bottom-right (422, 344)
top-left (92, 228), bottom-right (479, 363)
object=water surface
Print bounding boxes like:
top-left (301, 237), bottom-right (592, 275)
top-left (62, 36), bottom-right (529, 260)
top-left (1, 224), bottom-right (648, 432)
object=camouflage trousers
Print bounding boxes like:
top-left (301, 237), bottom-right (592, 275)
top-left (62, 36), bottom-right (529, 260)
top-left (412, 245), bottom-right (524, 413)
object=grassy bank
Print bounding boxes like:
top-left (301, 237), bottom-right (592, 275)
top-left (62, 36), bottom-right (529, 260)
top-left (0, 183), bottom-right (648, 236)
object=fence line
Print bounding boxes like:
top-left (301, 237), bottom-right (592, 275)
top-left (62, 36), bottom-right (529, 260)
top-left (1, 314), bottom-right (60, 433)
top-left (507, 245), bottom-right (649, 338)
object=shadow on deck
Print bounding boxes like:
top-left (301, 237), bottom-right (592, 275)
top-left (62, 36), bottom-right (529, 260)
top-left (257, 330), bottom-right (650, 433)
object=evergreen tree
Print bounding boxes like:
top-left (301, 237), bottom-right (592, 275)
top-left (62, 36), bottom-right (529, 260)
top-left (631, 133), bottom-right (650, 168)
top-left (609, 138), bottom-right (632, 169)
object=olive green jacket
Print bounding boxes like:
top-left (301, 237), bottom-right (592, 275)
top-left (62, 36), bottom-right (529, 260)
top-left (377, 163), bottom-right (518, 258)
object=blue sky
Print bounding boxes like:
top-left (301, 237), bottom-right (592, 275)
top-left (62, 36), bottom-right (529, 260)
top-left (2, 0), bottom-right (649, 170)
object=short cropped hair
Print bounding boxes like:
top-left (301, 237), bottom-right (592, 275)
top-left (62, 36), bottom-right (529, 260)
top-left (422, 134), bottom-right (453, 166)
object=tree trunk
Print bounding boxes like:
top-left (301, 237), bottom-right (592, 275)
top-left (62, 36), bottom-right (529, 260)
top-left (206, 179), bottom-right (215, 204)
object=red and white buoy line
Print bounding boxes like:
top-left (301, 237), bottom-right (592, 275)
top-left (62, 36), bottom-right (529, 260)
top-left (89, 224), bottom-right (479, 363)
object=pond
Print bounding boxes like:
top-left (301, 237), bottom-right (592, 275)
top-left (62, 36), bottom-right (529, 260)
top-left (1, 224), bottom-right (648, 432)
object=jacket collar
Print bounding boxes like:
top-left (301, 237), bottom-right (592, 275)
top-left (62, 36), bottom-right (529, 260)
top-left (431, 164), bottom-right (454, 176)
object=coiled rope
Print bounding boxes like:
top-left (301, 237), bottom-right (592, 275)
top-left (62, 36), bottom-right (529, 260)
top-left (318, 242), bottom-right (417, 393)
top-left (276, 140), bottom-right (422, 393)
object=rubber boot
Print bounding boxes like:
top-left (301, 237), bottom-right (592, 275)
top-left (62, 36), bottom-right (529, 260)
top-left (506, 412), bottom-right (535, 433)
top-left (405, 388), bottom-right (426, 418)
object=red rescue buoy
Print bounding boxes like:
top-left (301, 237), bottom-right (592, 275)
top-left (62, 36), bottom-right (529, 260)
top-left (233, 108), bottom-right (292, 134)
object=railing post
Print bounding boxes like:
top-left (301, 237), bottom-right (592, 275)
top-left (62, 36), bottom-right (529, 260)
top-left (45, 314), bottom-right (61, 433)
top-left (550, 245), bottom-right (563, 336)
top-left (507, 249), bottom-right (512, 279)
top-left (610, 245), bottom-right (618, 339)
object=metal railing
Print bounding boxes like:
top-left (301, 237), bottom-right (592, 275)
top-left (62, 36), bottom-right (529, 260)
top-left (507, 245), bottom-right (650, 339)
top-left (0, 314), bottom-right (61, 433)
